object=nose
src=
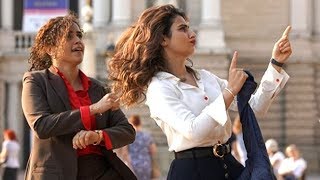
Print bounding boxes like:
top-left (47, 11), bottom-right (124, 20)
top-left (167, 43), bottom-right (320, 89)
top-left (189, 29), bottom-right (196, 39)
top-left (75, 36), bottom-right (82, 43)
top-left (75, 37), bottom-right (84, 45)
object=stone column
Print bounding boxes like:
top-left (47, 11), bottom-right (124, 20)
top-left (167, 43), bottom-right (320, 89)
top-left (79, 0), bottom-right (87, 15)
top-left (81, 34), bottom-right (97, 78)
top-left (7, 81), bottom-right (23, 138)
top-left (155, 0), bottom-right (178, 6)
top-left (315, 1), bottom-right (320, 36)
top-left (0, 80), bottom-right (5, 131)
top-left (290, 0), bottom-right (312, 38)
top-left (197, 0), bottom-right (226, 50)
top-left (1, 0), bottom-right (13, 29)
top-left (80, 1), bottom-right (97, 78)
top-left (93, 0), bottom-right (111, 27)
top-left (200, 0), bottom-right (220, 26)
top-left (289, 0), bottom-right (313, 61)
top-left (111, 0), bottom-right (132, 25)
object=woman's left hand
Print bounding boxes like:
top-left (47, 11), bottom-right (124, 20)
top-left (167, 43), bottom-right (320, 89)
top-left (72, 130), bottom-right (100, 149)
top-left (272, 26), bottom-right (292, 63)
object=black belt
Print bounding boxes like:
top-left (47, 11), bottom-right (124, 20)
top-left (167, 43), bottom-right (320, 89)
top-left (174, 143), bottom-right (231, 159)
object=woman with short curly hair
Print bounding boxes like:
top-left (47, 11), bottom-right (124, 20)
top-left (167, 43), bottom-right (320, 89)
top-left (22, 13), bottom-right (136, 180)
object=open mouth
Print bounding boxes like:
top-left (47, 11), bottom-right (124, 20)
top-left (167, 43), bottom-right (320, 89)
top-left (71, 47), bottom-right (83, 52)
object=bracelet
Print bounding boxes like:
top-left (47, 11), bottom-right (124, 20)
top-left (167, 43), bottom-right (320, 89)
top-left (93, 130), bottom-right (103, 145)
top-left (224, 87), bottom-right (235, 98)
top-left (89, 105), bottom-right (102, 116)
top-left (271, 58), bottom-right (284, 67)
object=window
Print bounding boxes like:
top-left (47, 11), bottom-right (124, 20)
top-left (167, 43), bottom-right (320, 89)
top-left (0, 0), bottom-right (2, 28)
top-left (14, 0), bottom-right (23, 30)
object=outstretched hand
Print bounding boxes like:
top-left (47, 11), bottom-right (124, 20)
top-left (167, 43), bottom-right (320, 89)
top-left (227, 51), bottom-right (248, 96)
top-left (272, 26), bottom-right (292, 63)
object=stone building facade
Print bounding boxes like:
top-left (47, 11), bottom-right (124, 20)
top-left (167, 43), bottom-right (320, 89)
top-left (0, 0), bottom-right (319, 176)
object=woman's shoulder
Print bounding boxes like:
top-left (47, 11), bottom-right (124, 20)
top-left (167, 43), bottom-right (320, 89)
top-left (2, 140), bottom-right (9, 147)
top-left (22, 69), bottom-right (49, 82)
top-left (88, 78), bottom-right (110, 94)
top-left (273, 151), bottom-right (285, 160)
top-left (137, 131), bottom-right (153, 142)
top-left (197, 69), bottom-right (219, 78)
top-left (150, 70), bottom-right (217, 85)
top-left (4, 140), bottom-right (20, 148)
top-left (23, 69), bottom-right (47, 77)
top-left (89, 77), bottom-right (105, 87)
top-left (147, 72), bottom-right (181, 95)
top-left (140, 131), bottom-right (152, 138)
top-left (149, 72), bottom-right (176, 87)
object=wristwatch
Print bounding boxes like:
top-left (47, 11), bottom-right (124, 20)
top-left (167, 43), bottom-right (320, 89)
top-left (271, 58), bottom-right (284, 67)
top-left (93, 130), bottom-right (103, 145)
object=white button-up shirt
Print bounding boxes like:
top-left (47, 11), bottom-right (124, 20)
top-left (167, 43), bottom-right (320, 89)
top-left (145, 63), bottom-right (289, 152)
top-left (278, 157), bottom-right (307, 178)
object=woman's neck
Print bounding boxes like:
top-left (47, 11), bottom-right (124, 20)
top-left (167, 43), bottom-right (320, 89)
top-left (166, 57), bottom-right (188, 80)
top-left (53, 63), bottom-right (81, 88)
top-left (134, 126), bottom-right (142, 132)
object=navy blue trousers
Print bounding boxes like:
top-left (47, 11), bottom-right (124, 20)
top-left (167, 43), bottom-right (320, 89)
top-left (167, 153), bottom-right (244, 180)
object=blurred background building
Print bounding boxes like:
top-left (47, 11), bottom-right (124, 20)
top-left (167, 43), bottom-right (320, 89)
top-left (0, 0), bottom-right (319, 176)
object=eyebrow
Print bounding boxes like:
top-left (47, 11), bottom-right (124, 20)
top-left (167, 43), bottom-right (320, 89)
top-left (177, 24), bottom-right (189, 28)
top-left (69, 30), bottom-right (82, 33)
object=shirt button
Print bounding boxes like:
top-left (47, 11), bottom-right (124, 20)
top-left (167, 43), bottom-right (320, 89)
top-left (225, 173), bottom-right (229, 179)
top-left (224, 164), bottom-right (228, 169)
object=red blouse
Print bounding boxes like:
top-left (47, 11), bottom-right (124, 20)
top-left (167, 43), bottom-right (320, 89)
top-left (53, 67), bottom-right (113, 156)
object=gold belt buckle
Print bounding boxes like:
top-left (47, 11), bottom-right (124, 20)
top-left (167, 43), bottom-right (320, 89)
top-left (213, 142), bottom-right (224, 158)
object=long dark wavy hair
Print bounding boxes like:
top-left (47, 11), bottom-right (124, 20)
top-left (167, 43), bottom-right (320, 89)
top-left (108, 4), bottom-right (196, 107)
top-left (28, 13), bottom-right (80, 71)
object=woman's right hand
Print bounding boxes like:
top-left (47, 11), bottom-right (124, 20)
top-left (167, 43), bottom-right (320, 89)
top-left (90, 93), bottom-right (120, 115)
top-left (72, 130), bottom-right (101, 149)
top-left (227, 51), bottom-right (248, 96)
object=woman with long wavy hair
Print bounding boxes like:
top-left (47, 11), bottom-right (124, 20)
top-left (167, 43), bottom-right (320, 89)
top-left (109, 4), bottom-right (292, 179)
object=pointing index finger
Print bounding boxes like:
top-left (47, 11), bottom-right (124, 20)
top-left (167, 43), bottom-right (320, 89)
top-left (229, 51), bottom-right (238, 71)
top-left (282, 26), bottom-right (291, 38)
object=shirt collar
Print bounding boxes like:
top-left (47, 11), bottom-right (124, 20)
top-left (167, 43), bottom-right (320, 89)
top-left (52, 66), bottom-right (91, 91)
top-left (156, 72), bottom-right (180, 81)
top-left (156, 70), bottom-right (201, 81)
top-left (155, 70), bottom-right (203, 90)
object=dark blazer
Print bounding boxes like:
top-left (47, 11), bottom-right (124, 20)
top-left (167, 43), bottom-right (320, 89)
top-left (237, 71), bottom-right (276, 180)
top-left (21, 68), bottom-right (136, 180)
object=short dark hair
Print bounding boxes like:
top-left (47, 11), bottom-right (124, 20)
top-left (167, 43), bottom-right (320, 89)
top-left (3, 129), bottom-right (17, 141)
